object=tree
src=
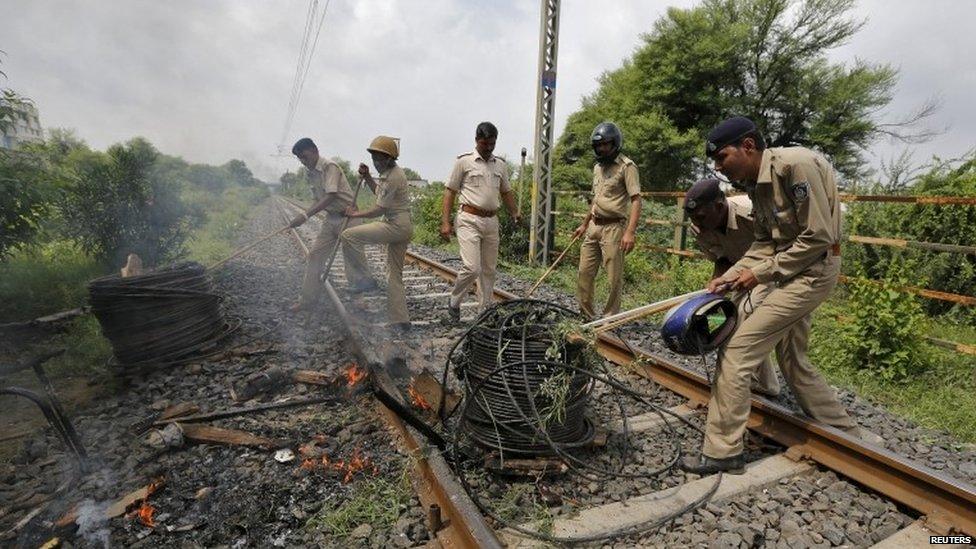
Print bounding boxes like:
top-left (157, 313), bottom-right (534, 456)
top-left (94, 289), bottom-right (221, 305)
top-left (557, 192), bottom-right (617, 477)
top-left (555, 0), bottom-right (934, 190)
top-left (61, 138), bottom-right (192, 267)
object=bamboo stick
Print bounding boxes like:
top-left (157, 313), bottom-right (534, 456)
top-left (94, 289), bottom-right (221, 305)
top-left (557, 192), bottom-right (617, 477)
top-left (207, 226), bottom-right (289, 271)
top-left (526, 232), bottom-right (582, 298)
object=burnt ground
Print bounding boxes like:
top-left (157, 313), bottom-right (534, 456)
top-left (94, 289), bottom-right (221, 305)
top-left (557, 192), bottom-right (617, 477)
top-left (1, 200), bottom-right (431, 548)
top-left (2, 197), bottom-right (974, 548)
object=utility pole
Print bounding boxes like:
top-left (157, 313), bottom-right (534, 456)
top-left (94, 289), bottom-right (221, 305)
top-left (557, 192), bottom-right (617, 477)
top-left (529, 0), bottom-right (561, 265)
top-left (517, 147), bottom-right (527, 216)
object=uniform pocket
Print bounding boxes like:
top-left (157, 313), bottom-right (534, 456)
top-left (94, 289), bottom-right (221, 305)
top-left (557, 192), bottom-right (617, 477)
top-left (465, 174), bottom-right (485, 189)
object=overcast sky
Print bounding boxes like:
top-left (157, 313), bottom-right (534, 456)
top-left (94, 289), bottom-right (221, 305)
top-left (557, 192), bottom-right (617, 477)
top-left (1, 0), bottom-right (973, 183)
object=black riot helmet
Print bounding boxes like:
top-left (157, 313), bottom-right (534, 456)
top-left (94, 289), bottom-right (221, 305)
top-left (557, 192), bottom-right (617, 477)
top-left (591, 122), bottom-right (622, 164)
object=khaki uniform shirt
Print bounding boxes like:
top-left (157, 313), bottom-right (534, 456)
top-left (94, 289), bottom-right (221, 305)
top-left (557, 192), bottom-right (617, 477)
top-left (309, 157), bottom-right (354, 215)
top-left (376, 166), bottom-right (411, 216)
top-left (692, 195), bottom-right (756, 264)
top-left (730, 147), bottom-right (842, 284)
top-left (591, 155), bottom-right (640, 219)
top-left (446, 151), bottom-right (511, 212)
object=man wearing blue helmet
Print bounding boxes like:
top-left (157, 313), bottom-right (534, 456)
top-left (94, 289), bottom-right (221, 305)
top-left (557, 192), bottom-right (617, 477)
top-left (682, 116), bottom-right (873, 475)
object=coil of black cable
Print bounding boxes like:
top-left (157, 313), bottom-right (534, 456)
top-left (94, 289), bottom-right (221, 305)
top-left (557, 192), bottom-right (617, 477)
top-left (452, 300), bottom-right (596, 456)
top-left (88, 261), bottom-right (230, 370)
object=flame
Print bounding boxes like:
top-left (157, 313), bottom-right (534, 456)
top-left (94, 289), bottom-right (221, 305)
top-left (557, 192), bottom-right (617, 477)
top-left (296, 445), bottom-right (375, 483)
top-left (137, 500), bottom-right (155, 528)
top-left (407, 382), bottom-right (432, 411)
top-left (343, 364), bottom-right (366, 387)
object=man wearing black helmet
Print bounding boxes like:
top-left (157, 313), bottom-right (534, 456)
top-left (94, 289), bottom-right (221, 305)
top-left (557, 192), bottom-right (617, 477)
top-left (573, 122), bottom-right (642, 319)
top-left (681, 116), bottom-right (874, 475)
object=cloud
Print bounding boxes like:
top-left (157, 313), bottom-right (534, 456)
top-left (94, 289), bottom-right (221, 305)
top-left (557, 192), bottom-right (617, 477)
top-left (1, 0), bottom-right (972, 182)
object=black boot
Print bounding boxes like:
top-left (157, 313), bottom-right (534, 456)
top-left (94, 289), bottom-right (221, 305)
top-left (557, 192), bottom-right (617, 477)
top-left (680, 453), bottom-right (745, 475)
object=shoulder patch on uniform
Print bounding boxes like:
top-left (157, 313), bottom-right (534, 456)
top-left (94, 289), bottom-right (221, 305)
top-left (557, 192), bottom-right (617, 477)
top-left (457, 152), bottom-right (473, 159)
top-left (791, 181), bottom-right (809, 202)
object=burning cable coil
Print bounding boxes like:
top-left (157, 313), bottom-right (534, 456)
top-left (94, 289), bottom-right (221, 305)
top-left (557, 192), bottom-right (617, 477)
top-left (447, 300), bottom-right (596, 457)
top-left (88, 262), bottom-right (235, 370)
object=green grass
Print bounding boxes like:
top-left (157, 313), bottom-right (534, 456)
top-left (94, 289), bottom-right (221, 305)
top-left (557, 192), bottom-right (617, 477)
top-left (305, 463), bottom-right (412, 537)
top-left (0, 239), bottom-right (104, 323)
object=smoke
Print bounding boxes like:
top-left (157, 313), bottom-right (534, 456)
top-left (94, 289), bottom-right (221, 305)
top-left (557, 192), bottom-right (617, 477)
top-left (74, 499), bottom-right (111, 549)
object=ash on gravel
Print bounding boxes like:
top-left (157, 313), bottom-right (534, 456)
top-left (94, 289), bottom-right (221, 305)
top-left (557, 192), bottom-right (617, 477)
top-left (1, 200), bottom-right (429, 548)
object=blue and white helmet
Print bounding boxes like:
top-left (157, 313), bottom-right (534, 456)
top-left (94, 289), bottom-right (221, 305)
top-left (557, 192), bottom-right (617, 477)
top-left (660, 293), bottom-right (737, 355)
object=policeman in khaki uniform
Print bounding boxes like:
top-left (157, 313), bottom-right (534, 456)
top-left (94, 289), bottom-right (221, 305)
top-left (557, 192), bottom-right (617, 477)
top-left (682, 117), bottom-right (873, 475)
top-left (685, 178), bottom-right (781, 398)
top-left (341, 136), bottom-right (414, 333)
top-left (441, 122), bottom-right (521, 322)
top-left (288, 138), bottom-right (374, 311)
top-left (573, 122), bottom-right (642, 319)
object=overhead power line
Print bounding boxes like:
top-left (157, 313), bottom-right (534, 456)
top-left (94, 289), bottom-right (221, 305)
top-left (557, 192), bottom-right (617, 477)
top-left (277, 0), bottom-right (333, 155)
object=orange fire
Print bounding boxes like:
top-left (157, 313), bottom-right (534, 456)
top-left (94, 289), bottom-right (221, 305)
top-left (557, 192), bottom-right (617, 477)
top-left (136, 500), bottom-right (155, 528)
top-left (343, 364), bottom-right (366, 387)
top-left (407, 382), bottom-right (432, 411)
top-left (297, 446), bottom-right (376, 483)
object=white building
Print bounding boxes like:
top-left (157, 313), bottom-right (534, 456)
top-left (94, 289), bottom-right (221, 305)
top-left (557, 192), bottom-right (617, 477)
top-left (0, 99), bottom-right (43, 149)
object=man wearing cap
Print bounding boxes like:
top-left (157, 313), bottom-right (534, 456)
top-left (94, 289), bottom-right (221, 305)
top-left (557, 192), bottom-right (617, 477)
top-left (573, 122), bottom-right (642, 319)
top-left (441, 122), bottom-right (521, 322)
top-left (685, 178), bottom-right (780, 398)
top-left (341, 135), bottom-right (414, 334)
top-left (287, 137), bottom-right (375, 312)
top-left (682, 116), bottom-right (870, 475)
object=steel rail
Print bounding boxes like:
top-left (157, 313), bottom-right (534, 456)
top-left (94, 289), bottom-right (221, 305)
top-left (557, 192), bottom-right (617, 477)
top-left (273, 198), bottom-right (502, 549)
top-left (403, 249), bottom-right (976, 537)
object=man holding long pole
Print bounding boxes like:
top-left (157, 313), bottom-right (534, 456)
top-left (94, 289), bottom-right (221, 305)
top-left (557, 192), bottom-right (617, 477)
top-left (288, 138), bottom-right (374, 312)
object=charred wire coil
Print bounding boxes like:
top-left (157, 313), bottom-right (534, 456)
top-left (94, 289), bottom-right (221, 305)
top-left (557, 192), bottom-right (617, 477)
top-left (88, 262), bottom-right (236, 370)
top-left (441, 300), bottom-right (722, 544)
top-left (446, 300), bottom-right (596, 456)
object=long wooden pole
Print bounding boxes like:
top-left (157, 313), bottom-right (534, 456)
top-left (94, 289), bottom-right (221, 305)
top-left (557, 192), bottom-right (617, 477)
top-left (320, 177), bottom-right (366, 282)
top-left (582, 289), bottom-right (707, 333)
top-left (207, 226), bottom-right (289, 272)
top-left (525, 232), bottom-right (581, 297)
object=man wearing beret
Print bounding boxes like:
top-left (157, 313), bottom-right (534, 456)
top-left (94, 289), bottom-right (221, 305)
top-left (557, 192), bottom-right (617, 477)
top-left (682, 116), bottom-right (873, 475)
top-left (685, 178), bottom-right (781, 398)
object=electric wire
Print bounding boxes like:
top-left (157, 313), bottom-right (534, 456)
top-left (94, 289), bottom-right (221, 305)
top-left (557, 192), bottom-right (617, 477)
top-left (440, 299), bottom-right (721, 544)
top-left (88, 261), bottom-right (237, 372)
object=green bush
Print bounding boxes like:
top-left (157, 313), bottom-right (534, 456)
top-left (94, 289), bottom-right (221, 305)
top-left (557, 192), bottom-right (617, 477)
top-left (838, 260), bottom-right (929, 382)
top-left (60, 138), bottom-right (193, 268)
top-left (0, 148), bottom-right (54, 258)
top-left (844, 154), bottom-right (976, 319)
top-left (0, 239), bottom-right (102, 322)
top-left (410, 183), bottom-right (446, 247)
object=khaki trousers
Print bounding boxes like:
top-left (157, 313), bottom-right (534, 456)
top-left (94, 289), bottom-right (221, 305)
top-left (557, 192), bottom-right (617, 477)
top-left (450, 211), bottom-right (499, 311)
top-left (730, 288), bottom-right (781, 395)
top-left (703, 256), bottom-right (855, 458)
top-left (576, 221), bottom-right (625, 319)
top-left (300, 214), bottom-right (370, 306)
top-left (341, 212), bottom-right (413, 323)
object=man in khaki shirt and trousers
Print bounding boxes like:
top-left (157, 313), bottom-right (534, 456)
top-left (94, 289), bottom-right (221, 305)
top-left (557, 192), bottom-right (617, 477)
top-left (441, 122), bottom-right (521, 322)
top-left (682, 117), bottom-right (870, 475)
top-left (341, 135), bottom-right (414, 333)
top-left (686, 178), bottom-right (781, 398)
top-left (288, 138), bottom-right (373, 311)
top-left (573, 122), bottom-right (642, 319)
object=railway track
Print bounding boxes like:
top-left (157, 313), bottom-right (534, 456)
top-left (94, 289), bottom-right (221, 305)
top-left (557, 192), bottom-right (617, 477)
top-left (275, 196), bottom-right (976, 547)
